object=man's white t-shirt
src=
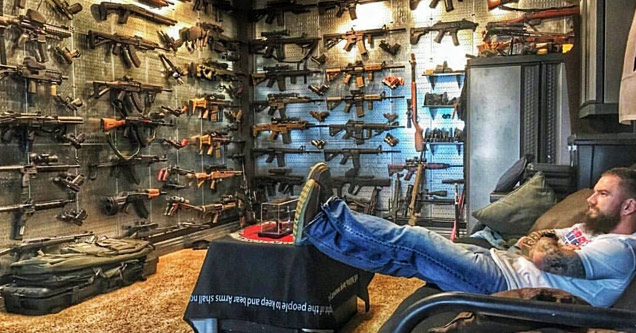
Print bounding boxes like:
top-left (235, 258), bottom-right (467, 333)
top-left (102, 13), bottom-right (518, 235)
top-left (490, 223), bottom-right (636, 307)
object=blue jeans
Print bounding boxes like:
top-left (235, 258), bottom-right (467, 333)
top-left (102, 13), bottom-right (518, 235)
top-left (302, 198), bottom-right (508, 294)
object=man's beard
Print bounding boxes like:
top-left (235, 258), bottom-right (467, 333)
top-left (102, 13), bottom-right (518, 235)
top-left (584, 207), bottom-right (621, 235)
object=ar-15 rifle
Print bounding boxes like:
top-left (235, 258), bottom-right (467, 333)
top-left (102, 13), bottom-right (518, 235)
top-left (0, 9), bottom-right (72, 64)
top-left (253, 168), bottom-right (305, 196)
top-left (250, 0), bottom-right (313, 26)
top-left (188, 59), bottom-right (245, 83)
top-left (184, 165), bottom-right (242, 190)
top-left (96, 2), bottom-right (177, 26)
top-left (90, 75), bottom-right (172, 116)
top-left (252, 145), bottom-right (320, 167)
top-left (102, 188), bottom-right (167, 218)
top-left (323, 25), bottom-right (406, 56)
top-left (0, 231), bottom-right (93, 257)
top-left (328, 120), bottom-right (403, 145)
top-left (324, 145), bottom-right (400, 177)
top-left (47, 0), bottom-right (83, 20)
top-left (332, 175), bottom-right (391, 196)
top-left (317, 0), bottom-right (388, 20)
top-left (187, 93), bottom-right (237, 122)
top-left (325, 60), bottom-right (405, 88)
top-left (88, 154), bottom-right (168, 185)
top-left (0, 57), bottom-right (67, 95)
top-left (190, 130), bottom-right (244, 157)
top-left (251, 64), bottom-right (321, 91)
top-left (252, 117), bottom-right (328, 144)
top-left (87, 30), bottom-right (169, 68)
top-left (252, 93), bottom-right (322, 119)
top-left (0, 153), bottom-right (80, 187)
top-left (326, 90), bottom-right (404, 118)
top-left (0, 111), bottom-right (83, 149)
top-left (410, 19), bottom-right (478, 46)
top-left (248, 30), bottom-right (320, 62)
top-left (388, 158), bottom-right (458, 181)
top-left (101, 113), bottom-right (175, 147)
top-left (0, 196), bottom-right (76, 240)
top-left (344, 186), bottom-right (381, 215)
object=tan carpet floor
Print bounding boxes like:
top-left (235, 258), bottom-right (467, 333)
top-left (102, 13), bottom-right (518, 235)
top-left (0, 249), bottom-right (425, 333)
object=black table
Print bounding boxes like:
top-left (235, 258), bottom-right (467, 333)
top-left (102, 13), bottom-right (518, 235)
top-left (183, 234), bottom-right (374, 332)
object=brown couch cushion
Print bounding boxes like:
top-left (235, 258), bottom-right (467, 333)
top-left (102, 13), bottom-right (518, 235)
top-left (472, 172), bottom-right (556, 239)
top-left (530, 189), bottom-right (594, 232)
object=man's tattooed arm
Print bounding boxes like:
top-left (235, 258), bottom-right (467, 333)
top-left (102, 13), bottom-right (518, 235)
top-left (516, 229), bottom-right (557, 257)
top-left (528, 236), bottom-right (586, 278)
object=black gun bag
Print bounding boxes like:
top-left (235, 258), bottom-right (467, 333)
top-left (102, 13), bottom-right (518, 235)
top-left (0, 238), bottom-right (156, 315)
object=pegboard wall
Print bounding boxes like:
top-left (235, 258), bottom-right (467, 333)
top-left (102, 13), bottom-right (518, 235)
top-left (0, 0), bottom-right (574, 252)
top-left (0, 0), bottom-right (251, 255)
top-left (250, 0), bottom-right (571, 236)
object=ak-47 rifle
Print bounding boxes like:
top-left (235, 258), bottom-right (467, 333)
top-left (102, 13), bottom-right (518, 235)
top-left (0, 57), bottom-right (67, 95)
top-left (388, 158), bottom-right (458, 181)
top-left (252, 145), bottom-right (320, 167)
top-left (0, 195), bottom-right (76, 240)
top-left (184, 165), bottom-right (242, 190)
top-left (328, 120), bottom-right (403, 145)
top-left (87, 30), bottom-right (169, 68)
top-left (324, 145), bottom-right (400, 177)
top-left (252, 117), bottom-right (328, 144)
top-left (90, 75), bottom-right (172, 115)
top-left (0, 232), bottom-right (93, 257)
top-left (0, 111), bottom-right (83, 149)
top-left (253, 168), bottom-right (304, 196)
top-left (250, 0), bottom-right (313, 26)
top-left (326, 89), bottom-right (404, 118)
top-left (188, 59), bottom-right (245, 83)
top-left (47, 0), bottom-right (83, 20)
top-left (332, 175), bottom-right (391, 196)
top-left (101, 113), bottom-right (175, 147)
top-left (102, 188), bottom-right (167, 218)
top-left (323, 25), bottom-right (406, 56)
top-left (190, 130), bottom-right (244, 157)
top-left (325, 60), bottom-right (405, 88)
top-left (252, 93), bottom-right (323, 119)
top-left (96, 2), bottom-right (177, 25)
top-left (248, 29), bottom-right (320, 62)
top-left (251, 64), bottom-right (321, 91)
top-left (0, 153), bottom-right (80, 187)
top-left (187, 93), bottom-right (238, 122)
top-left (483, 6), bottom-right (579, 43)
top-left (410, 19), bottom-right (478, 45)
top-left (0, 9), bottom-right (72, 64)
top-left (88, 154), bottom-right (168, 185)
top-left (164, 195), bottom-right (239, 223)
top-left (317, 0), bottom-right (388, 20)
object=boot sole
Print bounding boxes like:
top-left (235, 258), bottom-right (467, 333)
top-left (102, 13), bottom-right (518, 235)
top-left (293, 179), bottom-right (319, 245)
top-left (306, 162), bottom-right (327, 182)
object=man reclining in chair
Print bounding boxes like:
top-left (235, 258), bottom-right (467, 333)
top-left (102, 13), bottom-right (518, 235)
top-left (293, 163), bottom-right (636, 307)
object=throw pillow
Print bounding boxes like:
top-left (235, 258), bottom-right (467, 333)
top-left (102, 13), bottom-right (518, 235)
top-left (530, 188), bottom-right (594, 232)
top-left (494, 155), bottom-right (531, 192)
top-left (472, 172), bottom-right (556, 239)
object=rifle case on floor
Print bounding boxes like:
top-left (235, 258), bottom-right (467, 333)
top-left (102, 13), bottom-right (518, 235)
top-left (0, 238), bottom-right (156, 315)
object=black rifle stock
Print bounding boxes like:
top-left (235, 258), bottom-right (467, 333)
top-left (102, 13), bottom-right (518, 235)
top-left (410, 19), bottom-right (478, 45)
top-left (251, 64), bottom-right (321, 91)
top-left (252, 93), bottom-right (322, 118)
top-left (0, 197), bottom-right (76, 240)
top-left (87, 30), bottom-right (168, 68)
top-left (90, 75), bottom-right (172, 115)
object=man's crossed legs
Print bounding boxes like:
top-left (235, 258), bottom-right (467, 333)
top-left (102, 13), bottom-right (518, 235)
top-left (293, 163), bottom-right (508, 294)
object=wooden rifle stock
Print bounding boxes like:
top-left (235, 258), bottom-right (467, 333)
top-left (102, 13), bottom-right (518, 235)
top-left (408, 162), bottom-right (424, 226)
top-left (410, 53), bottom-right (424, 152)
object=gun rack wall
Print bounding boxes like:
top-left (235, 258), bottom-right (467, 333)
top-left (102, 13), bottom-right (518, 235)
top-left (0, 0), bottom-right (573, 264)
